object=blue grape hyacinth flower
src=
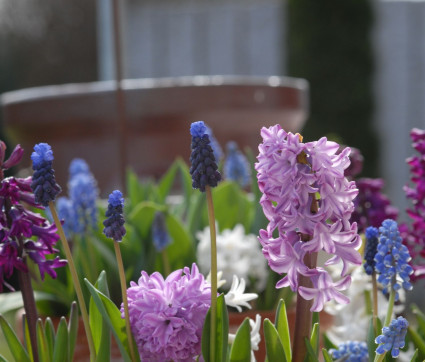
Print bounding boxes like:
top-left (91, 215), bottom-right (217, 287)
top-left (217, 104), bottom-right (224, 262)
top-left (329, 341), bottom-right (369, 362)
top-left (152, 212), bottom-right (171, 252)
top-left (375, 316), bottom-right (408, 358)
top-left (374, 219), bottom-right (413, 300)
top-left (189, 121), bottom-right (222, 192)
top-left (223, 141), bottom-right (251, 188)
top-left (103, 190), bottom-right (126, 242)
top-left (31, 143), bottom-right (62, 206)
top-left (363, 226), bottom-right (379, 275)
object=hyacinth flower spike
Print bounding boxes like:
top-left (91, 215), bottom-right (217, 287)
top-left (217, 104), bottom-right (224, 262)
top-left (103, 190), bottom-right (137, 362)
top-left (375, 317), bottom-right (409, 361)
top-left (31, 143), bottom-right (96, 361)
top-left (152, 211), bottom-right (172, 275)
top-left (189, 120), bottom-right (222, 362)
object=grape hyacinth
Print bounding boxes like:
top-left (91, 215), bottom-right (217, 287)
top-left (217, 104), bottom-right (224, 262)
top-left (103, 190), bottom-right (126, 242)
top-left (205, 124), bottom-right (223, 163)
top-left (256, 125), bottom-right (362, 311)
top-left (375, 316), bottom-right (408, 358)
top-left (363, 226), bottom-right (379, 275)
top-left (30, 143), bottom-right (62, 206)
top-left (402, 128), bottom-right (425, 279)
top-left (223, 141), bottom-right (251, 188)
top-left (374, 219), bottom-right (413, 301)
top-left (351, 178), bottom-right (398, 233)
top-left (124, 263), bottom-right (211, 361)
top-left (152, 211), bottom-right (171, 252)
top-left (189, 121), bottom-right (222, 192)
top-left (329, 341), bottom-right (369, 362)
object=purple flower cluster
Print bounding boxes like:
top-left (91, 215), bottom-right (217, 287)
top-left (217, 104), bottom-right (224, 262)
top-left (350, 178), bottom-right (398, 233)
top-left (0, 143), bottom-right (66, 291)
top-left (124, 263), bottom-right (211, 361)
top-left (256, 125), bottom-right (362, 311)
top-left (401, 128), bottom-right (425, 279)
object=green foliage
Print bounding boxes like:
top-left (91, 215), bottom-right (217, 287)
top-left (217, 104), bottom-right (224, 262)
top-left (229, 318), bottom-right (251, 362)
top-left (274, 299), bottom-right (291, 361)
top-left (287, 0), bottom-right (378, 177)
top-left (263, 318), bottom-right (286, 362)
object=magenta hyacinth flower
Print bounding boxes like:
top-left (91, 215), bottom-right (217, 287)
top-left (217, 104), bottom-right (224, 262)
top-left (124, 263), bottom-right (211, 361)
top-left (256, 125), bottom-right (361, 311)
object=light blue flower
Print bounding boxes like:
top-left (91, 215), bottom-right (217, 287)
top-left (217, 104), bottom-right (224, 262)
top-left (224, 141), bottom-right (251, 187)
top-left (329, 341), bottom-right (368, 362)
top-left (375, 316), bottom-right (408, 358)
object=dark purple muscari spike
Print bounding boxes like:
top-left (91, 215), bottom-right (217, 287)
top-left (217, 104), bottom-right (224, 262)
top-left (189, 121), bottom-right (221, 192)
top-left (103, 190), bottom-right (126, 242)
top-left (30, 143), bottom-right (61, 206)
top-left (363, 226), bottom-right (379, 275)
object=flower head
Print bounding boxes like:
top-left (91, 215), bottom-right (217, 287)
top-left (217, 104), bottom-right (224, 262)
top-left (224, 275), bottom-right (258, 312)
top-left (124, 263), bottom-right (211, 361)
top-left (374, 219), bottom-right (413, 300)
top-left (363, 226), bottom-right (379, 275)
top-left (329, 341), bottom-right (369, 362)
top-left (375, 316), bottom-right (408, 358)
top-left (69, 158), bottom-right (90, 177)
top-left (103, 190), bottom-right (126, 242)
top-left (189, 121), bottom-right (222, 192)
top-left (152, 212), bottom-right (171, 252)
top-left (224, 141), bottom-right (251, 188)
top-left (30, 143), bottom-right (62, 206)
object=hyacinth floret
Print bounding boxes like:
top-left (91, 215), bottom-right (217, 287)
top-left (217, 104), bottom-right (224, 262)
top-left (329, 341), bottom-right (369, 362)
top-left (374, 219), bottom-right (413, 301)
top-left (375, 316), bottom-right (408, 358)
top-left (69, 158), bottom-right (90, 177)
top-left (152, 211), bottom-right (171, 252)
top-left (124, 263), bottom-right (211, 361)
top-left (103, 190), bottom-right (126, 242)
top-left (205, 124), bottom-right (223, 162)
top-left (363, 226), bottom-right (379, 275)
top-left (30, 143), bottom-right (62, 206)
top-left (189, 121), bottom-right (222, 192)
top-left (256, 125), bottom-right (361, 311)
top-left (224, 141), bottom-right (251, 188)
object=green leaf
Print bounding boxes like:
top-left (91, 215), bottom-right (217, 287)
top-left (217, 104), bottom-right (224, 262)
top-left (126, 168), bottom-right (145, 207)
top-left (44, 318), bottom-right (55, 359)
top-left (411, 304), bottom-right (425, 335)
top-left (229, 317), bottom-right (251, 362)
top-left (322, 348), bottom-right (333, 362)
top-left (52, 317), bottom-right (68, 362)
top-left (84, 279), bottom-right (139, 362)
top-left (0, 291), bottom-right (59, 315)
top-left (263, 318), bottom-right (286, 362)
top-left (36, 319), bottom-right (50, 362)
top-left (201, 294), bottom-right (229, 362)
top-left (310, 323), bottom-right (320, 357)
top-left (274, 299), bottom-right (291, 362)
top-left (67, 302), bottom-right (79, 362)
top-left (22, 315), bottom-right (32, 358)
top-left (128, 201), bottom-right (164, 239)
top-left (0, 314), bottom-right (31, 362)
top-left (322, 333), bottom-right (337, 351)
top-left (304, 338), bottom-right (319, 362)
top-left (410, 349), bottom-right (418, 362)
top-left (158, 160), bottom-right (179, 203)
top-left (408, 326), bottom-right (425, 356)
top-left (367, 318), bottom-right (376, 362)
top-left (0, 354), bottom-right (8, 362)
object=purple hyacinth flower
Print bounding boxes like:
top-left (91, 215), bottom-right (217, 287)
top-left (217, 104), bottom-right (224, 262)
top-left (124, 263), bottom-right (211, 361)
top-left (103, 190), bottom-right (126, 242)
top-left (30, 143), bottom-right (62, 206)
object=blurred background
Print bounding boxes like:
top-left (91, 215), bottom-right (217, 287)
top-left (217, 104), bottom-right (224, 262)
top-left (1, 0), bottom-right (425, 219)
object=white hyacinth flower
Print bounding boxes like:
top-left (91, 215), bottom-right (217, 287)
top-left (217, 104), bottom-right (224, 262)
top-left (224, 275), bottom-right (258, 312)
top-left (228, 314), bottom-right (262, 362)
top-left (196, 224), bottom-right (268, 291)
top-left (206, 270), bottom-right (227, 289)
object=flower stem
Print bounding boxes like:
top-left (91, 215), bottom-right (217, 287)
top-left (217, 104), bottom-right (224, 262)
top-left (17, 262), bottom-right (39, 362)
top-left (384, 288), bottom-right (396, 327)
top-left (161, 249), bottom-right (171, 276)
top-left (49, 201), bottom-right (96, 361)
top-left (372, 272), bottom-right (378, 334)
top-left (292, 250), bottom-right (318, 362)
top-left (206, 186), bottom-right (218, 362)
top-left (114, 242), bottom-right (137, 362)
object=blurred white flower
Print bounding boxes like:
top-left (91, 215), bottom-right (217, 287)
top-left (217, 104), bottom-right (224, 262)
top-left (224, 275), bottom-right (258, 312)
top-left (206, 270), bottom-right (227, 289)
top-left (196, 224), bottom-right (268, 291)
top-left (228, 314), bottom-right (262, 362)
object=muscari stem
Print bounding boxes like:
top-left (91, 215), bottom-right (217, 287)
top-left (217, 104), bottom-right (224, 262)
top-left (161, 249), bottom-right (171, 276)
top-left (372, 272), bottom-right (379, 334)
top-left (206, 186), bottom-right (218, 362)
top-left (292, 250), bottom-right (318, 362)
top-left (114, 242), bottom-right (137, 362)
top-left (49, 201), bottom-right (96, 362)
top-left (17, 261), bottom-right (39, 362)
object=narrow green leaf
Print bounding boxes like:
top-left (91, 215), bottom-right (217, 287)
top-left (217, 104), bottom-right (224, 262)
top-left (36, 319), bottom-right (50, 362)
top-left (264, 318), bottom-right (286, 362)
top-left (274, 299), bottom-right (291, 361)
top-left (126, 168), bottom-right (145, 207)
top-left (67, 302), bottom-right (79, 362)
top-left (367, 318), bottom-right (376, 362)
top-left (310, 323), bottom-right (320, 357)
top-left (304, 338), bottom-right (319, 362)
top-left (84, 279), bottom-right (138, 362)
top-left (229, 318), bottom-right (251, 362)
top-left (322, 333), bottom-right (337, 351)
top-left (322, 348), bottom-right (333, 362)
top-left (52, 317), bottom-right (68, 362)
top-left (22, 315), bottom-right (33, 359)
top-left (411, 304), bottom-right (425, 335)
top-left (44, 318), bottom-right (55, 359)
top-left (158, 160), bottom-right (179, 203)
top-left (408, 326), bottom-right (425, 356)
top-left (410, 348), bottom-right (418, 362)
top-left (312, 312), bottom-right (319, 327)
top-left (201, 294), bottom-right (229, 362)
top-left (0, 355), bottom-right (7, 362)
